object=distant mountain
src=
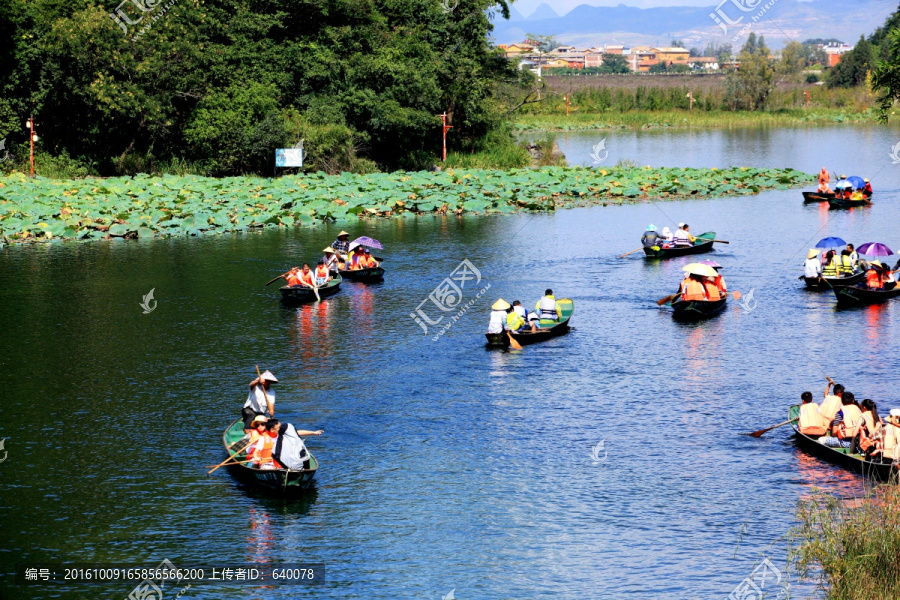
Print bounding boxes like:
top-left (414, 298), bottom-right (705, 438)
top-left (490, 0), bottom-right (897, 49)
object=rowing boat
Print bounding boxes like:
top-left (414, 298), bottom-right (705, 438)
top-left (828, 281), bottom-right (900, 307)
top-left (801, 271), bottom-right (865, 290)
top-left (485, 299), bottom-right (574, 348)
top-left (221, 419), bottom-right (319, 493)
top-left (338, 266), bottom-right (385, 283)
top-left (279, 274), bottom-right (342, 303)
top-left (802, 191), bottom-right (834, 203)
top-left (828, 197), bottom-right (872, 209)
top-left (788, 405), bottom-right (897, 480)
top-left (643, 232), bottom-right (716, 259)
top-left (670, 297), bottom-right (727, 320)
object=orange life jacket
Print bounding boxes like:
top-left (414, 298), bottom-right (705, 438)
top-left (682, 280), bottom-right (706, 302)
top-left (714, 275), bottom-right (726, 293)
top-left (361, 256), bottom-right (375, 268)
top-left (250, 432), bottom-right (277, 465)
top-left (315, 265), bottom-right (329, 279)
top-left (286, 272), bottom-right (302, 286)
top-left (818, 171), bottom-right (828, 185)
top-left (867, 269), bottom-right (883, 290)
top-left (703, 281), bottom-right (719, 300)
top-left (799, 403), bottom-right (827, 436)
top-left (299, 270), bottom-right (315, 286)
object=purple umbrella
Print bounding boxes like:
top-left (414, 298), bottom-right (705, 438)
top-left (698, 259), bottom-right (722, 268)
top-left (351, 236), bottom-right (384, 250)
top-left (857, 242), bottom-right (894, 256)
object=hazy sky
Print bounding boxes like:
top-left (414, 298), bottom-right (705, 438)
top-left (511, 0), bottom-right (719, 15)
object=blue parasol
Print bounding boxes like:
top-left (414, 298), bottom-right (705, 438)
top-left (351, 236), bottom-right (384, 250)
top-left (846, 176), bottom-right (865, 190)
top-left (856, 242), bottom-right (894, 256)
top-left (815, 237), bottom-right (846, 248)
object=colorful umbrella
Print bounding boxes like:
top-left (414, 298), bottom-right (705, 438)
top-left (846, 176), bottom-right (865, 190)
top-left (697, 259), bottom-right (722, 268)
top-left (815, 237), bottom-right (846, 249)
top-left (682, 263), bottom-right (718, 278)
top-left (834, 180), bottom-right (852, 189)
top-left (857, 242), bottom-right (894, 256)
top-left (351, 236), bottom-right (384, 250)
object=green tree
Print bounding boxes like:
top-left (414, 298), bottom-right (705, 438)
top-left (872, 29), bottom-right (900, 121)
top-left (725, 40), bottom-right (775, 110)
top-left (780, 41), bottom-right (805, 75)
top-left (828, 35), bottom-right (874, 88)
top-left (599, 54), bottom-right (630, 74)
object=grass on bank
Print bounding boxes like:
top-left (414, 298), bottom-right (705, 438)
top-left (792, 481), bottom-right (900, 600)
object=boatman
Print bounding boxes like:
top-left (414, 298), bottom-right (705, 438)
top-left (295, 264), bottom-right (317, 288)
top-left (804, 249), bottom-right (822, 279)
top-left (243, 370), bottom-right (278, 433)
top-left (817, 167), bottom-right (831, 194)
top-left (641, 224), bottom-right (662, 248)
top-left (488, 299), bottom-right (511, 333)
top-left (332, 231), bottom-right (351, 259)
top-left (863, 178), bottom-right (873, 198)
top-left (323, 247), bottom-right (340, 274)
top-left (535, 289), bottom-right (563, 321)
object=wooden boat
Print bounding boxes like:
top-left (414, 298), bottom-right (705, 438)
top-left (485, 299), bottom-right (574, 348)
top-left (670, 297), bottom-right (727, 320)
top-left (789, 405), bottom-right (897, 480)
top-left (802, 191), bottom-right (835, 203)
top-left (643, 232), bottom-right (716, 259)
top-left (829, 281), bottom-right (900, 307)
top-left (828, 197), bottom-right (872, 209)
top-left (221, 419), bottom-right (319, 493)
top-left (338, 266), bottom-right (385, 283)
top-left (801, 271), bottom-right (865, 290)
top-left (279, 274), bottom-right (342, 303)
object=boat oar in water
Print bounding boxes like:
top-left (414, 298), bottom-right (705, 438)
top-left (507, 331), bottom-right (523, 350)
top-left (657, 293), bottom-right (680, 306)
top-left (265, 272), bottom-right (290, 286)
top-left (712, 240), bottom-right (730, 244)
top-left (207, 439), bottom-right (254, 474)
top-left (619, 247), bottom-right (644, 259)
top-left (744, 418), bottom-right (798, 438)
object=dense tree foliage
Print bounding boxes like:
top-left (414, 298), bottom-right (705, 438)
top-left (828, 35), bottom-right (874, 88)
top-left (724, 33), bottom-right (774, 111)
top-left (0, 0), bottom-right (527, 175)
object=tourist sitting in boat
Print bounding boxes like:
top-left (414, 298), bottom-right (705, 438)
top-left (360, 249), bottom-right (379, 268)
top-left (703, 276), bottom-right (721, 300)
top-left (661, 227), bottom-right (673, 242)
top-left (505, 304), bottom-right (526, 333)
top-left (247, 419), bottom-right (282, 469)
top-left (323, 247), bottom-right (340, 274)
top-left (805, 249), bottom-right (822, 278)
top-left (823, 392), bottom-right (863, 450)
top-left (488, 299), bottom-right (512, 333)
top-left (348, 246), bottom-right (366, 270)
top-left (819, 380), bottom-right (844, 424)
top-left (850, 189), bottom-right (865, 201)
top-left (535, 289), bottom-right (563, 321)
top-left (314, 260), bottom-right (331, 286)
top-left (673, 223), bottom-right (694, 247)
top-left (641, 224), bottom-right (662, 248)
top-left (332, 231), bottom-right (351, 258)
top-left (712, 268), bottom-right (727, 295)
top-left (512, 301), bottom-right (538, 333)
top-left (242, 370), bottom-right (277, 433)
top-left (817, 167), bottom-right (831, 193)
top-left (869, 409), bottom-right (900, 463)
top-left (846, 244), bottom-right (859, 270)
top-left (798, 391), bottom-right (828, 436)
top-left (858, 399), bottom-right (883, 458)
top-left (866, 263), bottom-right (884, 290)
top-left (271, 420), bottom-right (324, 470)
top-left (293, 264), bottom-right (317, 288)
top-left (863, 179), bottom-right (873, 198)
top-left (680, 274), bottom-right (708, 302)
top-left (838, 249), bottom-right (854, 275)
top-left (821, 251), bottom-right (839, 278)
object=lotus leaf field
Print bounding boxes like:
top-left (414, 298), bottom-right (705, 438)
top-left (0, 167), bottom-right (813, 244)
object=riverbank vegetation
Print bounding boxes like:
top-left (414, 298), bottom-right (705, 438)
top-left (0, 166), bottom-right (812, 244)
top-left (792, 482), bottom-right (900, 600)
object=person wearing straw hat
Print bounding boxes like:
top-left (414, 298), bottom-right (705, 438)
top-left (488, 299), bottom-right (511, 334)
top-left (804, 249), bottom-right (822, 279)
top-left (322, 247), bottom-right (340, 274)
top-left (863, 178), bottom-right (873, 198)
top-left (242, 370), bottom-right (278, 433)
top-left (332, 231), bottom-right (351, 258)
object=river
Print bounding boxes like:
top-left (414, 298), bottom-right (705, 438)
top-left (2, 124), bottom-right (900, 600)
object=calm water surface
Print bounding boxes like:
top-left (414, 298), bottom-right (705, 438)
top-left (3, 125), bottom-right (900, 600)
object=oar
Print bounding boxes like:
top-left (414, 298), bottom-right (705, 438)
top-left (711, 240), bottom-right (730, 244)
top-left (619, 247), bottom-right (644, 258)
top-left (745, 418), bottom-right (798, 438)
top-left (311, 283), bottom-right (320, 301)
top-left (206, 458), bottom-right (255, 469)
top-left (507, 331), bottom-right (523, 350)
top-left (657, 293), bottom-right (679, 306)
top-left (265, 272), bottom-right (289, 286)
top-left (207, 439), bottom-right (254, 474)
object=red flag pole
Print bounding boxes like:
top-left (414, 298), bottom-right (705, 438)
top-left (439, 112), bottom-right (453, 162)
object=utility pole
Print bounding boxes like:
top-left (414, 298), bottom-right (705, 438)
top-left (439, 113), bottom-right (453, 162)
